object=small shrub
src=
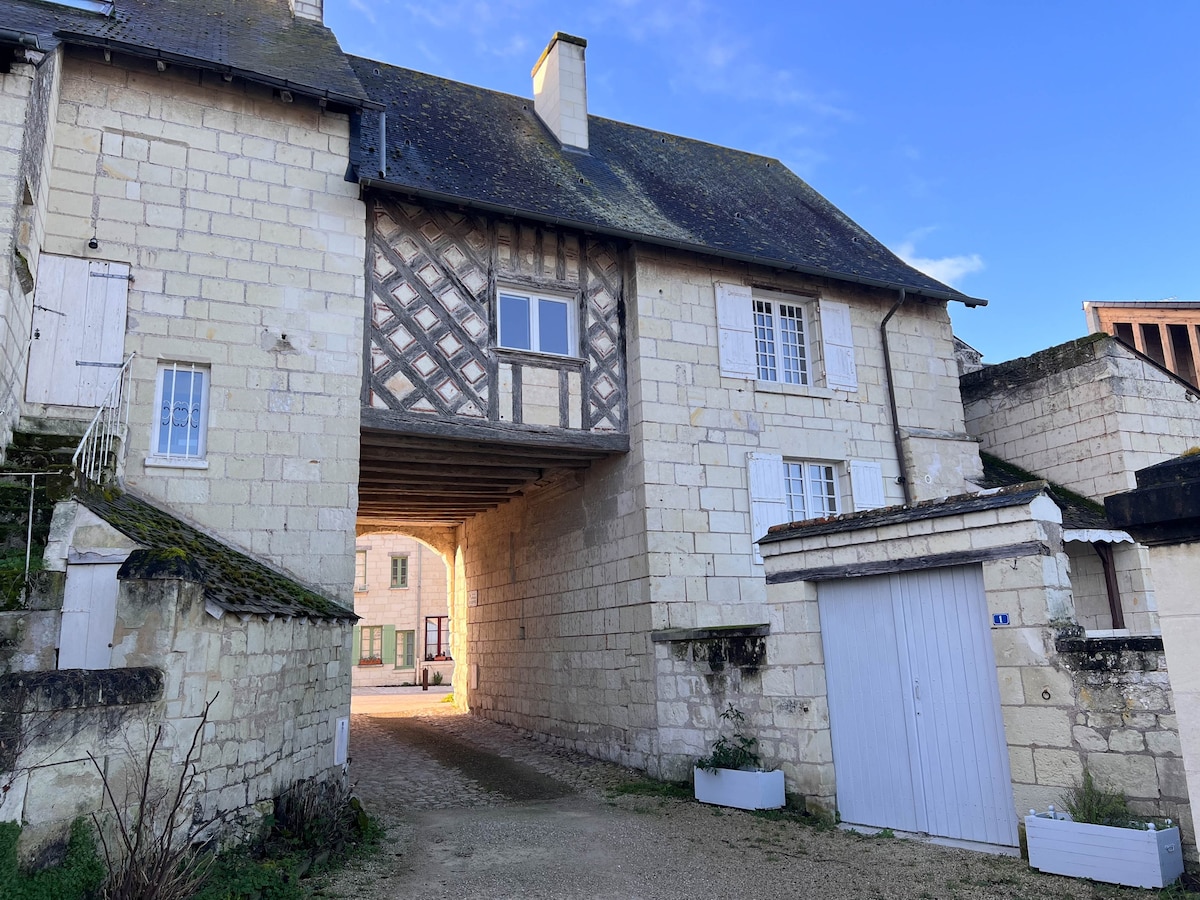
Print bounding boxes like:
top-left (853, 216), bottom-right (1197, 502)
top-left (1061, 768), bottom-right (1133, 827)
top-left (696, 704), bottom-right (762, 772)
top-left (0, 818), bottom-right (105, 900)
top-left (430, 671), bottom-right (444, 686)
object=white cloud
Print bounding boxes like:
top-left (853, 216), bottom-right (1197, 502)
top-left (348, 0), bottom-right (377, 25)
top-left (895, 239), bottom-right (985, 288)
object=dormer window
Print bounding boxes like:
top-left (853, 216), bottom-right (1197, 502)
top-left (43, 0), bottom-right (113, 13)
top-left (498, 290), bottom-right (576, 357)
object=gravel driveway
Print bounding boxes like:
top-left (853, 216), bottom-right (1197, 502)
top-left (323, 693), bottom-right (1193, 899)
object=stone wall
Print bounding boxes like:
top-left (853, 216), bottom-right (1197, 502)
top-left (758, 492), bottom-right (1191, 850)
top-left (962, 335), bottom-right (1200, 501)
top-left (351, 534), bottom-right (452, 687)
top-left (0, 564), bottom-right (351, 855)
top-left (0, 47), bottom-right (59, 456)
top-left (36, 47), bottom-right (364, 600)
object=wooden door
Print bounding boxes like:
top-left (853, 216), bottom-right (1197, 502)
top-left (58, 563), bottom-right (120, 670)
top-left (26, 255), bottom-right (128, 407)
top-left (819, 565), bottom-right (1018, 846)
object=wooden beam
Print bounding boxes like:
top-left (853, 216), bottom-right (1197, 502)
top-left (360, 416), bottom-right (628, 454)
top-left (357, 461), bottom-right (542, 481)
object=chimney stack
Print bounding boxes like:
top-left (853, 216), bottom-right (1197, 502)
top-left (532, 32), bottom-right (588, 151)
top-left (289, 0), bottom-right (323, 23)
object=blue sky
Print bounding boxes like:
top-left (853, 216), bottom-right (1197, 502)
top-left (327, 1), bottom-right (1200, 365)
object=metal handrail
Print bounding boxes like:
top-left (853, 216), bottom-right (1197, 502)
top-left (72, 352), bottom-right (135, 485)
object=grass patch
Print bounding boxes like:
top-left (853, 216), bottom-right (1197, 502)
top-left (605, 780), bottom-right (691, 801)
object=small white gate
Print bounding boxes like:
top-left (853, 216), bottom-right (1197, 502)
top-left (58, 563), bottom-right (121, 670)
top-left (819, 565), bottom-right (1018, 847)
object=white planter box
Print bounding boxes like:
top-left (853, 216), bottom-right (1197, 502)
top-left (1025, 814), bottom-right (1184, 889)
top-left (693, 767), bottom-right (785, 811)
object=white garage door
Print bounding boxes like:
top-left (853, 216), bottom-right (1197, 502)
top-left (819, 565), bottom-right (1018, 847)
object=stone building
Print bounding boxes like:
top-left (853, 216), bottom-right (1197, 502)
top-left (1, 0), bottom-right (363, 854)
top-left (1084, 299), bottom-right (1200, 386)
top-left (351, 533), bottom-right (452, 688)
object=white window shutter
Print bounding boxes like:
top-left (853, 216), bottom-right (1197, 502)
top-left (716, 282), bottom-right (757, 379)
top-left (747, 452), bottom-right (787, 564)
top-left (820, 299), bottom-right (858, 391)
top-left (849, 460), bottom-right (886, 511)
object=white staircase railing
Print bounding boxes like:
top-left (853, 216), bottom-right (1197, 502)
top-left (72, 353), bottom-right (135, 486)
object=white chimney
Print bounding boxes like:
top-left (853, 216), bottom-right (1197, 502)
top-left (532, 32), bottom-right (588, 151)
top-left (289, 0), bottom-right (323, 22)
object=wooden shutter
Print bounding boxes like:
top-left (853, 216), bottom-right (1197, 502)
top-left (716, 282), bottom-right (757, 379)
top-left (820, 299), bottom-right (858, 391)
top-left (747, 452), bottom-right (787, 564)
top-left (382, 624), bottom-right (397, 665)
top-left (849, 460), bottom-right (886, 511)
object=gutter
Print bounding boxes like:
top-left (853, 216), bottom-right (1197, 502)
top-left (0, 29), bottom-right (43, 50)
top-left (55, 31), bottom-right (382, 111)
top-left (881, 288), bottom-right (913, 506)
top-left (357, 175), bottom-right (987, 308)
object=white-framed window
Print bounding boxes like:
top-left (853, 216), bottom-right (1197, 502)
top-left (148, 362), bottom-right (209, 466)
top-left (360, 625), bottom-right (383, 665)
top-left (390, 554), bottom-right (409, 589)
top-left (355, 550), bottom-right (368, 591)
top-left (784, 460), bottom-right (839, 520)
top-left (716, 283), bottom-right (858, 391)
top-left (497, 289), bottom-right (576, 356)
top-left (754, 298), bottom-right (810, 385)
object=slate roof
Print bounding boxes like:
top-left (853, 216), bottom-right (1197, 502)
top-left (347, 57), bottom-right (983, 306)
top-left (759, 483), bottom-right (1048, 544)
top-left (78, 486), bottom-right (355, 621)
top-left (0, 0), bottom-right (369, 107)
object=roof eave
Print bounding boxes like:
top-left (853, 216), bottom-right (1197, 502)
top-left (358, 175), bottom-right (986, 306)
top-left (55, 30), bottom-right (381, 111)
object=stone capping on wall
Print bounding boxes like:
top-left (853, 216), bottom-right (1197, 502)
top-left (1055, 635), bottom-right (1166, 656)
top-left (650, 624), bottom-right (769, 643)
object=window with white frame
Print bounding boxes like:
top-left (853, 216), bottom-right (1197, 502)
top-left (360, 625), bottom-right (383, 664)
top-left (716, 283), bottom-right (858, 391)
top-left (497, 290), bottom-right (576, 356)
top-left (784, 460), bottom-right (839, 520)
top-left (150, 362), bottom-right (209, 464)
top-left (754, 298), bottom-right (810, 385)
top-left (355, 550), bottom-right (368, 591)
top-left (390, 554), bottom-right (409, 589)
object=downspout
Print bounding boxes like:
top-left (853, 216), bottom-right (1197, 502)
top-left (881, 288), bottom-right (913, 506)
top-left (414, 541), bottom-right (423, 666)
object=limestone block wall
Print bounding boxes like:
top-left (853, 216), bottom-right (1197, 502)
top-left (351, 534), bottom-right (451, 688)
top-left (110, 572), bottom-right (351, 827)
top-left (0, 48), bottom-right (59, 455)
top-left (1066, 541), bottom-right (1156, 634)
top-left (37, 48), bottom-right (364, 600)
top-left (629, 246), bottom-right (980, 635)
top-left (461, 457), bottom-right (661, 773)
top-left (962, 336), bottom-right (1200, 502)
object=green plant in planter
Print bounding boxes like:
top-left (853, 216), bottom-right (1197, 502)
top-left (696, 704), bottom-right (762, 772)
top-left (1061, 768), bottom-right (1134, 828)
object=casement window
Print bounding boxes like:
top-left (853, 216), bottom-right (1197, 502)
top-left (754, 298), bottom-right (810, 385)
top-left (497, 290), bottom-right (576, 356)
top-left (354, 550), bottom-right (368, 591)
top-left (784, 460), bottom-right (839, 521)
top-left (390, 554), bottom-right (409, 589)
top-left (747, 453), bottom-right (885, 563)
top-left (397, 630), bottom-right (416, 668)
top-left (360, 625), bottom-right (383, 665)
top-left (425, 615), bottom-right (450, 660)
top-left (716, 283), bottom-right (858, 391)
top-left (149, 362), bottom-right (209, 466)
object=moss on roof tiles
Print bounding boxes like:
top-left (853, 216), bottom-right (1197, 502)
top-left (78, 485), bottom-right (353, 620)
top-left (978, 453), bottom-right (1109, 531)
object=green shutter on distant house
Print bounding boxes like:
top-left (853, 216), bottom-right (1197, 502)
top-left (352, 626), bottom-right (361, 663)
top-left (382, 624), bottom-right (397, 665)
